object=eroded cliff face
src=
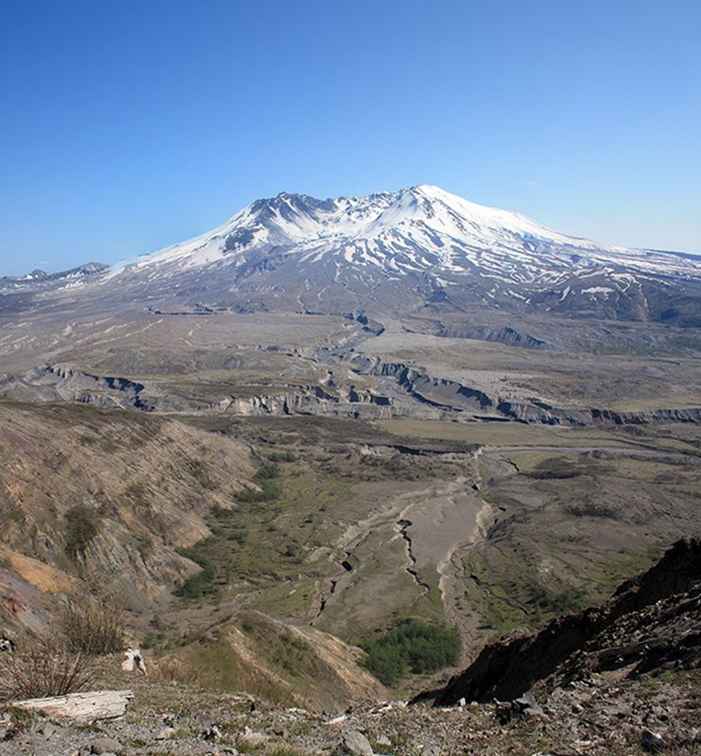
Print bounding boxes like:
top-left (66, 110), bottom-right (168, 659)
top-left (424, 539), bottom-right (701, 705)
top-left (498, 400), bottom-right (701, 426)
top-left (0, 365), bottom-right (153, 409)
top-left (0, 403), bottom-right (255, 631)
top-left (2, 359), bottom-right (701, 427)
top-left (217, 384), bottom-right (394, 418)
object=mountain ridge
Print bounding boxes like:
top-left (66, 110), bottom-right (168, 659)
top-left (99, 185), bottom-right (701, 326)
top-left (114, 184), bottom-right (697, 274)
top-left (4, 186), bottom-right (701, 326)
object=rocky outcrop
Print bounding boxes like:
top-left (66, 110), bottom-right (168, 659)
top-left (217, 384), bottom-right (394, 418)
top-left (498, 399), bottom-right (701, 426)
top-left (437, 324), bottom-right (547, 349)
top-left (352, 357), bottom-right (493, 411)
top-left (422, 539), bottom-right (701, 706)
top-left (342, 309), bottom-right (385, 336)
top-left (0, 365), bottom-right (153, 410)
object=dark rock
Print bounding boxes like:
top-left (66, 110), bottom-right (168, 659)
top-left (202, 723), bottom-right (223, 741)
top-left (494, 694), bottom-right (544, 724)
top-left (641, 729), bottom-right (666, 752)
top-left (426, 539), bottom-right (701, 705)
top-left (514, 692), bottom-right (545, 718)
top-left (35, 721), bottom-right (59, 738)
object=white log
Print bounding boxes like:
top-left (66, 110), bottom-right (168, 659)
top-left (11, 689), bottom-right (134, 724)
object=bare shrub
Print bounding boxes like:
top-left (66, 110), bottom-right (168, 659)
top-left (61, 593), bottom-right (126, 655)
top-left (0, 636), bottom-right (96, 702)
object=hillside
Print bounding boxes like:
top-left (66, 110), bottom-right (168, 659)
top-left (1, 540), bottom-right (699, 755)
top-left (0, 402), bottom-right (255, 631)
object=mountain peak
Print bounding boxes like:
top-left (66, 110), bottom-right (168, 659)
top-left (408, 183), bottom-right (445, 195)
top-left (108, 184), bottom-right (700, 322)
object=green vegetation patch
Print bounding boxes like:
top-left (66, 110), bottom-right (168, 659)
top-left (236, 462), bottom-right (281, 503)
top-left (175, 541), bottom-right (218, 599)
top-left (361, 619), bottom-right (460, 685)
top-left (175, 463), bottom-right (286, 600)
top-left (64, 504), bottom-right (101, 560)
top-left (240, 615), bottom-right (325, 679)
top-left (183, 638), bottom-right (296, 706)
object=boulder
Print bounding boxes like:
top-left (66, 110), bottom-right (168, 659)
top-left (341, 729), bottom-right (374, 756)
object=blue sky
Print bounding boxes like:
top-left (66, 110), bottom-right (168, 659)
top-left (1, 0), bottom-right (699, 275)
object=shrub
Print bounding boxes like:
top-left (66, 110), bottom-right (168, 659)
top-left (0, 636), bottom-right (96, 702)
top-left (256, 463), bottom-right (280, 480)
top-left (64, 505), bottom-right (100, 560)
top-left (268, 451), bottom-right (296, 463)
top-left (362, 642), bottom-right (407, 686)
top-left (60, 594), bottom-right (126, 655)
top-left (175, 543), bottom-right (217, 599)
top-left (236, 464), bottom-right (281, 503)
top-left (362, 619), bottom-right (460, 686)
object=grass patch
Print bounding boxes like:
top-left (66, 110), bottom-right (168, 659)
top-left (268, 451), bottom-right (297, 463)
top-left (361, 619), bottom-right (460, 686)
top-left (164, 637), bottom-right (297, 707)
top-left (240, 617), bottom-right (323, 679)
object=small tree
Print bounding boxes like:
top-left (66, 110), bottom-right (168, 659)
top-left (362, 619), bottom-right (461, 685)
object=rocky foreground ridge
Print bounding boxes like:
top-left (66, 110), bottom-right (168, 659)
top-left (1, 540), bottom-right (699, 755)
top-left (425, 538), bottom-right (701, 705)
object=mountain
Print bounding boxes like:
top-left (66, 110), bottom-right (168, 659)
top-left (0, 262), bottom-right (108, 287)
top-left (100, 185), bottom-right (701, 325)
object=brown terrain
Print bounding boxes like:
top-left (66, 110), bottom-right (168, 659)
top-left (1, 259), bottom-right (701, 754)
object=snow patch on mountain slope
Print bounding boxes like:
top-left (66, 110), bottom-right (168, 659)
top-left (105, 185), bottom-right (701, 295)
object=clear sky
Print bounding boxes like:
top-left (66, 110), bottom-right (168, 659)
top-left (1, 0), bottom-right (699, 275)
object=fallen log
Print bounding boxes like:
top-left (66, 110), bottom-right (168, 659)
top-left (11, 689), bottom-right (134, 724)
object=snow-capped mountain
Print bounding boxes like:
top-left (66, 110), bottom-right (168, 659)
top-left (103, 185), bottom-right (701, 324)
top-left (0, 262), bottom-right (109, 294)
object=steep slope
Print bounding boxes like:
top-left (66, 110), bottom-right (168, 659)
top-left (100, 185), bottom-right (701, 324)
top-left (0, 401), bottom-right (255, 633)
top-left (423, 538), bottom-right (701, 705)
top-left (157, 610), bottom-right (386, 712)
